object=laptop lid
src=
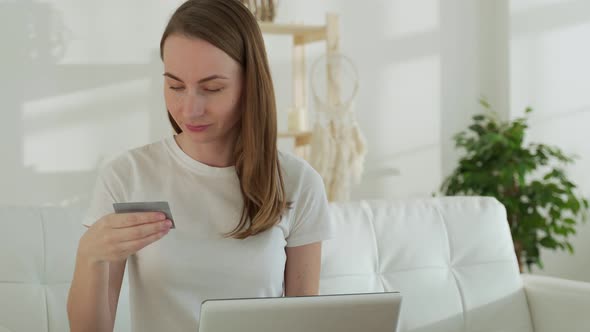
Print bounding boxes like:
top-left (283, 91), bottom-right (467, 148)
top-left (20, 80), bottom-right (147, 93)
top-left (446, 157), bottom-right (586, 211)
top-left (199, 292), bottom-right (402, 332)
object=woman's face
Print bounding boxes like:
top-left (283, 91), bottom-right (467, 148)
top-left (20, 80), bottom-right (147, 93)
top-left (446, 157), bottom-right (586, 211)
top-left (162, 34), bottom-right (243, 147)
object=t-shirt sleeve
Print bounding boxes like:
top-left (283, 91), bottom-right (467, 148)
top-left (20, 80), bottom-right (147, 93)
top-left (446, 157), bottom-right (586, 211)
top-left (81, 166), bottom-right (123, 227)
top-left (286, 166), bottom-right (335, 247)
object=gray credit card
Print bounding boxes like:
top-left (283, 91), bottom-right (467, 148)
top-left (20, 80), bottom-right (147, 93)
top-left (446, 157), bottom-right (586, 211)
top-left (113, 201), bottom-right (175, 228)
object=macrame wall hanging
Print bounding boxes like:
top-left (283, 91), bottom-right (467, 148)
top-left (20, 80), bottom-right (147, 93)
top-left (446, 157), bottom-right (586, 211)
top-left (308, 53), bottom-right (367, 202)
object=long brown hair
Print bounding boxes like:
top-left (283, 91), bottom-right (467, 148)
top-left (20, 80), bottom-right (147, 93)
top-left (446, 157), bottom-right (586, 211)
top-left (160, 0), bottom-right (289, 239)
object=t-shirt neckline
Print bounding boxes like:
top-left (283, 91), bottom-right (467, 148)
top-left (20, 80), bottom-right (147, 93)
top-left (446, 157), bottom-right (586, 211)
top-left (164, 135), bottom-right (236, 177)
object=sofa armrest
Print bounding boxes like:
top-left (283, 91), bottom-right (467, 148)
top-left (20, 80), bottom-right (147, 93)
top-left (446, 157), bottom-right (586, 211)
top-left (522, 274), bottom-right (590, 332)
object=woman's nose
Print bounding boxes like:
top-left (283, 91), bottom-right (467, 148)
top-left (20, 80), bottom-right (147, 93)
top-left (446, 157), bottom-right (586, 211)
top-left (183, 91), bottom-right (206, 117)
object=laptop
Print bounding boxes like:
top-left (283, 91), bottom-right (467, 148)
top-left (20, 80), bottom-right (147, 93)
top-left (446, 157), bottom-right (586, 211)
top-left (198, 292), bottom-right (402, 332)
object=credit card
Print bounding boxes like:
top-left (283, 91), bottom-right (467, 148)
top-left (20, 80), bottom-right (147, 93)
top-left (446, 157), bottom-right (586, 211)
top-left (113, 201), bottom-right (175, 228)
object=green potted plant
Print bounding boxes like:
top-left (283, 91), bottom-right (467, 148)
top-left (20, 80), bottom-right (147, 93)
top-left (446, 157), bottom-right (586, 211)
top-left (440, 100), bottom-right (589, 271)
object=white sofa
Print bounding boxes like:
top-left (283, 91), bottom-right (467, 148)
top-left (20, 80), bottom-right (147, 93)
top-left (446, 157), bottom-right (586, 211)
top-left (1, 197), bottom-right (589, 332)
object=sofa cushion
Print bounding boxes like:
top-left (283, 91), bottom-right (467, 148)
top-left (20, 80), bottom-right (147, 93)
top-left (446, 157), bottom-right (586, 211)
top-left (0, 206), bottom-right (131, 332)
top-left (321, 197), bottom-right (534, 332)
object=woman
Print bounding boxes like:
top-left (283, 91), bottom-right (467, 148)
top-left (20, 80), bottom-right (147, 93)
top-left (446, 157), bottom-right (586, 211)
top-left (66, 0), bottom-right (333, 331)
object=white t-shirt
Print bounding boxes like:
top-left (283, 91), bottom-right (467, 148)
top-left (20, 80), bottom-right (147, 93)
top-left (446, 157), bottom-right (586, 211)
top-left (82, 135), bottom-right (334, 332)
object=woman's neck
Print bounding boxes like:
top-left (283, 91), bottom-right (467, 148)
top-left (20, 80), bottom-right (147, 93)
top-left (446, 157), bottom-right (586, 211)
top-left (174, 133), bottom-right (236, 168)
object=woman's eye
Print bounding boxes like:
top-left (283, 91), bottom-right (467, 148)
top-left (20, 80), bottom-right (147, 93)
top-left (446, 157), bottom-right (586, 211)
top-left (169, 86), bottom-right (185, 91)
top-left (204, 87), bottom-right (223, 93)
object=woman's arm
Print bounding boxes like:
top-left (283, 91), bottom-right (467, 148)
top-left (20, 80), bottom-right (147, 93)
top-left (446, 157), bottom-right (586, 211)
top-left (68, 212), bottom-right (169, 332)
top-left (284, 242), bottom-right (322, 296)
top-left (67, 254), bottom-right (125, 332)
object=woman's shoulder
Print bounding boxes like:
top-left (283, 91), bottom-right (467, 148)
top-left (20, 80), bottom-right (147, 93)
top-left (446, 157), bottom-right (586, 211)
top-left (97, 138), bottom-right (170, 177)
top-left (278, 151), bottom-right (330, 228)
top-left (278, 150), bottom-right (324, 192)
top-left (279, 150), bottom-right (316, 176)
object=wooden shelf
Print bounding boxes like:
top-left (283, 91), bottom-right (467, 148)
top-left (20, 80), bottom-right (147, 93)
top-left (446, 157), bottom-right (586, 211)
top-left (259, 14), bottom-right (339, 156)
top-left (278, 130), bottom-right (313, 146)
top-left (259, 22), bottom-right (327, 44)
top-left (277, 130), bottom-right (312, 138)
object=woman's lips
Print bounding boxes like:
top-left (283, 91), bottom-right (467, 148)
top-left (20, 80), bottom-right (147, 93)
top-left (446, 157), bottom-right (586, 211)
top-left (185, 124), bottom-right (211, 132)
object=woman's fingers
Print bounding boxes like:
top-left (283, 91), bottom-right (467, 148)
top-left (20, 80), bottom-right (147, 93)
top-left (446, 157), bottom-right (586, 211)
top-left (118, 228), bottom-right (171, 255)
top-left (106, 212), bottom-right (167, 229)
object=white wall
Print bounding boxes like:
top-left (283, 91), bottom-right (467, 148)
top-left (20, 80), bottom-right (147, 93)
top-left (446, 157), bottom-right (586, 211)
top-left (0, 0), bottom-right (184, 207)
top-left (440, 0), bottom-right (510, 176)
top-left (0, 0), bottom-right (446, 207)
top-left (510, 0), bottom-right (590, 282)
top-left (1, 0), bottom-right (588, 281)
top-left (270, 0), bottom-right (443, 200)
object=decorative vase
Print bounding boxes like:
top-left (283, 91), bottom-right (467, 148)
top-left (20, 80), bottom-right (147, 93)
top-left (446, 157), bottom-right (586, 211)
top-left (240, 0), bottom-right (278, 22)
